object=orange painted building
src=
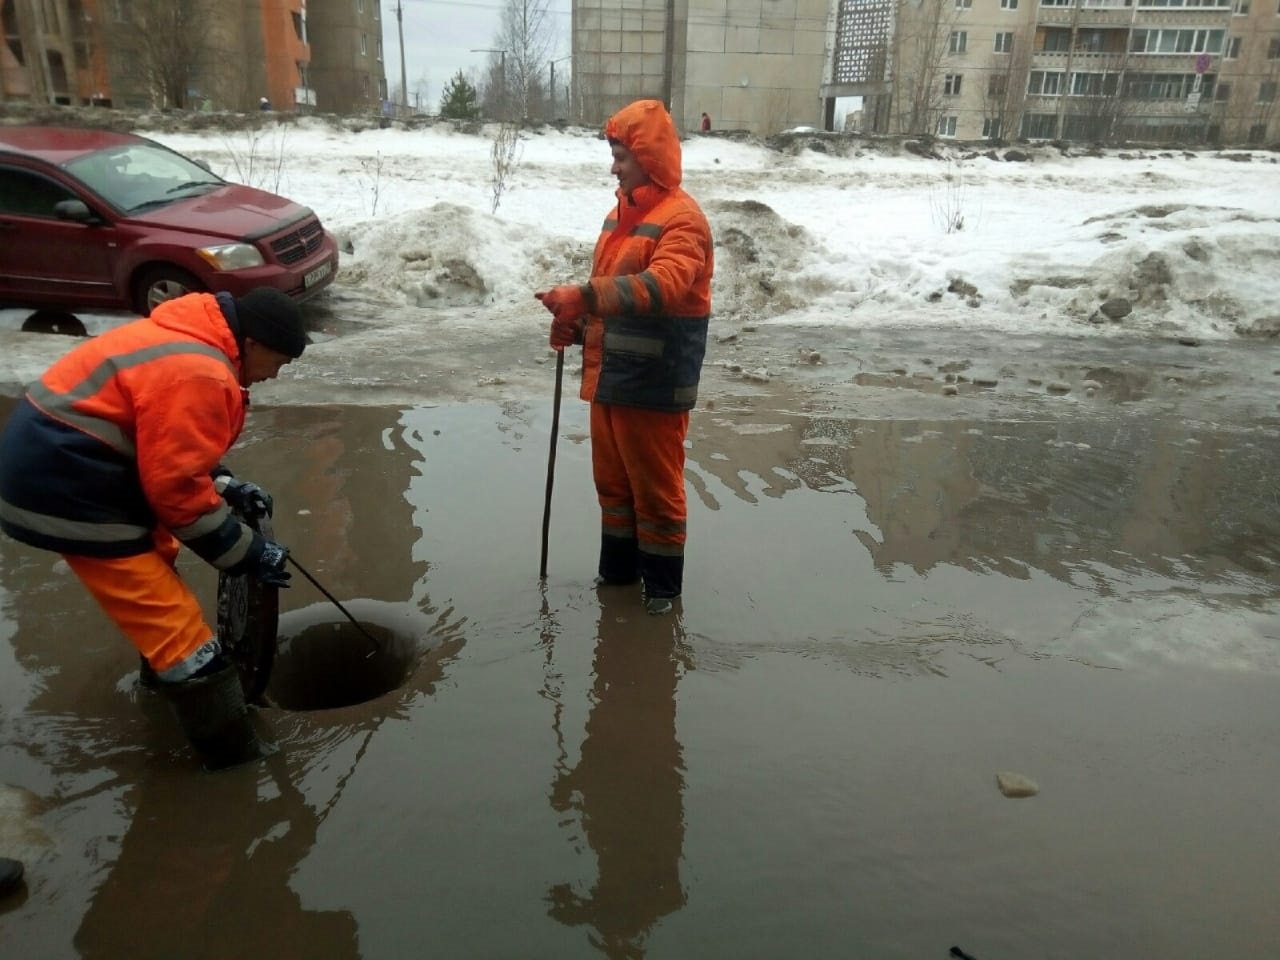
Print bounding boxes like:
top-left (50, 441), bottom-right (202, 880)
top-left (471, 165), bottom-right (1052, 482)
top-left (259, 0), bottom-right (312, 111)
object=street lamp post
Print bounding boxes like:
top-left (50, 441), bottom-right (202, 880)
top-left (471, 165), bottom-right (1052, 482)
top-left (471, 48), bottom-right (507, 119)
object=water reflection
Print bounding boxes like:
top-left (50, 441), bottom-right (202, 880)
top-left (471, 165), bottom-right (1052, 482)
top-left (548, 594), bottom-right (687, 958)
top-left (689, 406), bottom-right (1280, 586)
top-left (73, 755), bottom-right (359, 959)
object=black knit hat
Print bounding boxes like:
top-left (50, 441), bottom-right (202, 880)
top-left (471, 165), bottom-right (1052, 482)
top-left (233, 288), bottom-right (307, 358)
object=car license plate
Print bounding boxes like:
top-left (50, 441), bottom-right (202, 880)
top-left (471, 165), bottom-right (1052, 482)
top-left (304, 261), bottom-right (331, 288)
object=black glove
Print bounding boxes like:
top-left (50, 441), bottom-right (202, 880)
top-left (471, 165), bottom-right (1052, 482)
top-left (213, 469), bottom-right (274, 519)
top-left (231, 533), bottom-right (291, 588)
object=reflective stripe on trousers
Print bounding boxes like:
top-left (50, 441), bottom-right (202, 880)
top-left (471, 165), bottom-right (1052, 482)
top-left (590, 402), bottom-right (688, 554)
top-left (62, 529), bottom-right (215, 674)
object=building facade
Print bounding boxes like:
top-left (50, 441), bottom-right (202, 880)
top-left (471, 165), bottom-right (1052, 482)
top-left (573, 0), bottom-right (835, 135)
top-left (307, 0), bottom-right (387, 115)
top-left (1, 0), bottom-right (113, 106)
top-left (570, 0), bottom-right (1278, 142)
top-left (837, 0), bottom-right (1280, 144)
top-left (0, 0), bottom-right (387, 116)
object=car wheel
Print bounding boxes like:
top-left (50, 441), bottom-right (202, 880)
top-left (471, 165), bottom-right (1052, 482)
top-left (133, 266), bottom-right (204, 315)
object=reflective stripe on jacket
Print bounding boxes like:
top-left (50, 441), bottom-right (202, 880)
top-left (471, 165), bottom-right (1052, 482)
top-left (580, 99), bottom-right (713, 412)
top-left (0, 293), bottom-right (254, 566)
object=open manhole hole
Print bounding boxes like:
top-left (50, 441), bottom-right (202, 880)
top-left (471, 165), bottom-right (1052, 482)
top-left (268, 599), bottom-right (434, 711)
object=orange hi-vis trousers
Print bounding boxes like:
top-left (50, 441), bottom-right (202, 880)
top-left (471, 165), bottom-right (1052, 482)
top-left (590, 403), bottom-right (689, 556)
top-left (62, 529), bottom-right (215, 675)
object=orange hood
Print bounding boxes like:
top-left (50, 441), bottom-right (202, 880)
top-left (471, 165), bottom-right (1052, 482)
top-left (604, 99), bottom-right (682, 191)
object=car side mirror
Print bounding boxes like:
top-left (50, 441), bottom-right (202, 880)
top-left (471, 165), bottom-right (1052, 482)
top-left (54, 199), bottom-right (94, 222)
top-left (194, 158), bottom-right (212, 172)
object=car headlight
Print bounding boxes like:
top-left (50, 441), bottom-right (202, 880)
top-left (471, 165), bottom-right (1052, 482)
top-left (195, 243), bottom-right (264, 270)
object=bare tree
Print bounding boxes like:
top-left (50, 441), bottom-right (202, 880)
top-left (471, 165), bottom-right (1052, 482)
top-left (980, 28), bottom-right (1032, 143)
top-left (107, 0), bottom-right (208, 110)
top-left (491, 0), bottom-right (556, 120)
top-left (1065, 54), bottom-right (1134, 143)
top-left (891, 0), bottom-right (965, 135)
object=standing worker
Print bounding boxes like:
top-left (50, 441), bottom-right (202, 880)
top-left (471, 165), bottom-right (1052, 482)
top-left (700, 112), bottom-right (711, 133)
top-left (0, 288), bottom-right (305, 770)
top-left (535, 99), bottom-right (714, 615)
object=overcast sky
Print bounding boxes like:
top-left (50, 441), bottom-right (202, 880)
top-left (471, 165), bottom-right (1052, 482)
top-left (382, 0), bottom-right (573, 109)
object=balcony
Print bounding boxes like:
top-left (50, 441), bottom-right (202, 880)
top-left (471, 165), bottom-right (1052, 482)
top-left (1037, 6), bottom-right (1138, 25)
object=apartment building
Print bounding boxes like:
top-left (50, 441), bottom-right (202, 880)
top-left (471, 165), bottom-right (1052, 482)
top-left (1, 0), bottom-right (113, 105)
top-left (570, 0), bottom-right (1277, 143)
top-left (1, 0), bottom-right (387, 117)
top-left (846, 0), bottom-right (1280, 143)
top-left (307, 0), bottom-right (387, 114)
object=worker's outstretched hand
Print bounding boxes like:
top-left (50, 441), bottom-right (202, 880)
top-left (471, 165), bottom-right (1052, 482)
top-left (535, 286), bottom-right (587, 350)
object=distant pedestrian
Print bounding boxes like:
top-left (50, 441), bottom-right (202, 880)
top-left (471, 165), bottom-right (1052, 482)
top-left (259, 96), bottom-right (271, 111)
top-left (700, 112), bottom-right (711, 133)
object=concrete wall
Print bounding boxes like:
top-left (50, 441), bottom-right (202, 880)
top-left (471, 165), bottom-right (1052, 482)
top-left (573, 0), bottom-right (833, 135)
top-left (681, 0), bottom-right (831, 135)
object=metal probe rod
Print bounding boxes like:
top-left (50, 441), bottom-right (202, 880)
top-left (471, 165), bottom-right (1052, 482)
top-left (286, 556), bottom-right (381, 657)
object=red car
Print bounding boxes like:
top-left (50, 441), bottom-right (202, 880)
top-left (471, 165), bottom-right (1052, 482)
top-left (0, 125), bottom-right (338, 314)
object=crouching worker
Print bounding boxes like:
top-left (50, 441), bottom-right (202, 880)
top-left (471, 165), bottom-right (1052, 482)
top-left (0, 287), bottom-right (306, 771)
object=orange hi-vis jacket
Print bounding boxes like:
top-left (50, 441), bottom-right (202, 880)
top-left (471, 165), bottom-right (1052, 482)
top-left (0, 293), bottom-right (256, 570)
top-left (579, 99), bottom-right (713, 412)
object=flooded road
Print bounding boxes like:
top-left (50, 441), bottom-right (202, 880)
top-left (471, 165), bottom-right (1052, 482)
top-left (2, 317), bottom-right (1279, 959)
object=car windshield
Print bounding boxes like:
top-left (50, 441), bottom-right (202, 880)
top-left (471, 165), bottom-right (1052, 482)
top-left (65, 142), bottom-right (225, 213)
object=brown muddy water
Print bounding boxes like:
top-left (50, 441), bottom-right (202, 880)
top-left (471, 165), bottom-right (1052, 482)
top-left (2, 329), bottom-right (1280, 960)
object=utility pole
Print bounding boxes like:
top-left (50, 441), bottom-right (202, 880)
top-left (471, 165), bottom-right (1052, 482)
top-left (396, 0), bottom-right (408, 114)
top-left (549, 56), bottom-right (570, 120)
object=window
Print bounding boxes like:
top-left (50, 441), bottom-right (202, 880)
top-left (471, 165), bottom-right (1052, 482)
top-left (1001, 0), bottom-right (1019, 8)
top-left (1232, 0), bottom-right (1249, 11)
top-left (1225, 36), bottom-right (1242, 57)
top-left (949, 31), bottom-right (968, 53)
top-left (357, 0), bottom-right (364, 9)
top-left (1070, 71), bottom-right (1118, 95)
top-left (995, 31), bottom-right (1015, 53)
top-left (937, 115), bottom-right (958, 137)
top-left (360, 33), bottom-right (367, 56)
top-left (1125, 71), bottom-right (1213, 98)
top-left (982, 117), bottom-right (1003, 139)
top-left (1130, 28), bottom-right (1225, 54)
top-left (1042, 29), bottom-right (1072, 52)
top-left (1021, 113), bottom-right (1058, 138)
top-left (1215, 80), bottom-right (1232, 99)
top-left (1270, 36), bottom-right (1280, 57)
top-left (944, 73), bottom-right (963, 94)
top-left (989, 74), bottom-right (1008, 96)
top-left (1248, 123), bottom-right (1267, 142)
top-left (955, 0), bottom-right (972, 8)
top-left (0, 168), bottom-right (76, 216)
top-left (1259, 80), bottom-right (1278, 101)
top-left (1028, 70), bottom-right (1065, 94)
top-left (377, 39), bottom-right (383, 62)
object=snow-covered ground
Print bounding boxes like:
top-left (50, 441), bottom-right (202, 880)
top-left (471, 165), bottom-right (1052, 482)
top-left (3, 118), bottom-right (1278, 395)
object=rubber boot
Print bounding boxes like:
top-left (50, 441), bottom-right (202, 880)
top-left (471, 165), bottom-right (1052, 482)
top-left (596, 532), bottom-right (640, 586)
top-left (163, 663), bottom-right (276, 771)
top-left (640, 551), bottom-right (683, 615)
top-left (0, 857), bottom-right (23, 898)
top-left (138, 654), bottom-right (159, 690)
